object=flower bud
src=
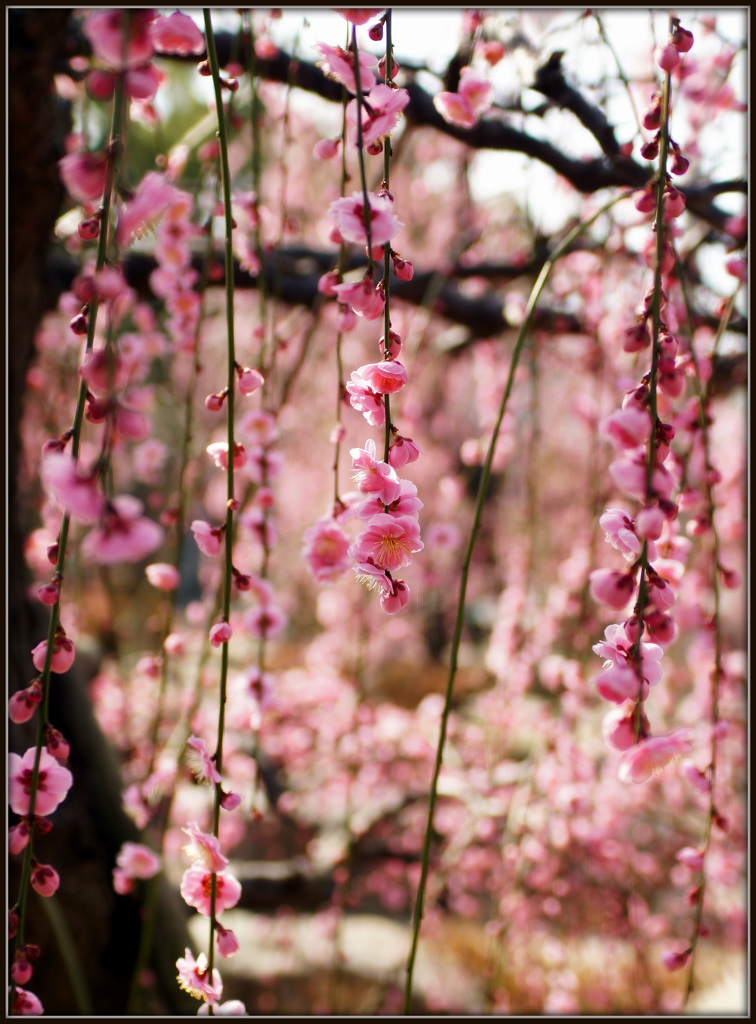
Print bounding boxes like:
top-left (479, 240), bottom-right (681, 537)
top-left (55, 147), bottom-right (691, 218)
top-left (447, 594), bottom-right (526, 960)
top-left (671, 25), bottom-right (694, 52)
top-left (45, 725), bottom-right (71, 761)
top-left (69, 312), bottom-right (89, 336)
top-left (78, 218), bottom-right (100, 241)
top-left (30, 861), bottom-right (60, 898)
top-left (656, 44), bottom-right (681, 71)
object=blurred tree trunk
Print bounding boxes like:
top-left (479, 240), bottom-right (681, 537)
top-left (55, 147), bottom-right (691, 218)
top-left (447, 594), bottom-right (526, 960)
top-left (8, 11), bottom-right (194, 1014)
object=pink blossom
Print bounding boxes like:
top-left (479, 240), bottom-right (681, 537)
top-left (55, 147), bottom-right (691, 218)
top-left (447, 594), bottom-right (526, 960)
top-left (337, 304), bottom-right (358, 332)
top-left (598, 509), bottom-right (641, 561)
top-left (236, 409), bottom-right (278, 446)
top-left (83, 9), bottom-right (155, 69)
top-left (661, 947), bottom-right (691, 971)
top-left (349, 513), bottom-right (423, 572)
top-left (123, 63), bottom-right (162, 101)
top-left (679, 759), bottom-right (711, 794)
top-left (149, 11), bottom-right (205, 55)
top-left (671, 25), bottom-right (694, 52)
top-left (237, 366), bottom-right (265, 396)
top-left (180, 866), bottom-right (242, 917)
top-left (478, 40), bottom-right (506, 65)
top-left (676, 846), bottom-right (705, 871)
top-left (9, 681), bottom-right (44, 725)
top-left (220, 790), bottom-right (242, 812)
top-left (314, 43), bottom-right (378, 95)
top-left (459, 67), bottom-right (494, 117)
top-left (9, 821), bottom-right (32, 855)
top-left (380, 577), bottom-right (410, 614)
top-left (117, 172), bottom-right (178, 247)
top-left (30, 861), bottom-right (60, 897)
top-left (595, 664), bottom-right (641, 704)
top-left (182, 823), bottom-right (229, 873)
top-left (44, 726), bottom-right (70, 761)
top-left (347, 83), bottom-right (409, 147)
top-left (358, 359), bottom-right (408, 395)
top-left (113, 867), bottom-right (137, 895)
top-left (79, 348), bottom-right (130, 393)
top-left (58, 151), bottom-right (108, 204)
top-left (302, 518), bottom-right (352, 583)
top-left (243, 604), bottom-right (287, 640)
top-left (31, 634), bottom-right (75, 675)
top-left (392, 256), bottom-right (413, 281)
top-left (635, 505), bottom-right (665, 540)
top-left (618, 730), bottom-right (693, 783)
top-left (145, 562), bottom-right (180, 590)
top-left (37, 580), bottom-right (60, 607)
top-left (332, 276), bottom-right (385, 320)
top-left (434, 90), bottom-right (477, 128)
top-left (353, 559), bottom-right (393, 596)
top-left (313, 137), bottom-right (341, 160)
top-left (589, 569), bottom-right (635, 609)
top-left (239, 507), bottom-right (278, 549)
top-left (164, 632), bottom-right (186, 656)
top-left (176, 948), bottom-right (223, 1004)
top-left (11, 987), bottom-right (44, 1016)
top-left (329, 191), bottom-right (402, 247)
top-left (609, 456), bottom-right (676, 502)
top-left (346, 370), bottom-right (386, 426)
top-left (9, 747), bottom-right (73, 817)
top-left (245, 447), bottom-right (283, 485)
top-left (602, 700), bottom-right (649, 749)
top-left (350, 439), bottom-right (401, 502)
top-left (191, 520), bottom-right (224, 557)
top-left (40, 454), bottom-right (105, 524)
top-left (356, 478), bottom-right (424, 520)
top-left (10, 953), bottom-right (35, 986)
top-left (592, 624), bottom-right (664, 688)
top-left (216, 924), bottom-right (240, 958)
top-left (207, 441), bottom-right (247, 471)
top-left (186, 735), bottom-right (222, 785)
top-left (388, 434), bottom-right (421, 468)
top-left (115, 841), bottom-right (161, 880)
top-left (210, 622), bottom-right (233, 647)
top-left (81, 497), bottom-right (164, 565)
top-left (600, 406), bottom-right (652, 450)
top-left (424, 522), bottom-right (461, 549)
top-left (656, 44), bottom-right (681, 71)
top-left (647, 572), bottom-right (676, 611)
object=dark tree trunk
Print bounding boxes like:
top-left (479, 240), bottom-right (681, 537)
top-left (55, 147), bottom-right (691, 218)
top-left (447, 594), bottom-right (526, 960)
top-left (8, 11), bottom-right (194, 1014)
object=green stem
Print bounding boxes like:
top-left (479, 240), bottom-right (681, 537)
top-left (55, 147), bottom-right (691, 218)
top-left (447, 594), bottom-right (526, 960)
top-left (203, 9), bottom-right (238, 1007)
top-left (401, 193), bottom-right (627, 1014)
top-left (10, 56), bottom-right (128, 1009)
top-left (38, 894), bottom-right (93, 1014)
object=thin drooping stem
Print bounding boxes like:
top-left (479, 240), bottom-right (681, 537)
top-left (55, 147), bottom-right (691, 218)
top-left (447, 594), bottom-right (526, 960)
top-left (10, 55), bottom-right (127, 1009)
top-left (203, 10), bottom-right (238, 1005)
top-left (402, 193), bottom-right (627, 1014)
top-left (629, 37), bottom-right (673, 738)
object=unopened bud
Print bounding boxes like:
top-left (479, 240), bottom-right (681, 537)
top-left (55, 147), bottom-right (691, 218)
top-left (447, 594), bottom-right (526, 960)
top-left (69, 311), bottom-right (89, 336)
top-left (78, 218), bottom-right (100, 241)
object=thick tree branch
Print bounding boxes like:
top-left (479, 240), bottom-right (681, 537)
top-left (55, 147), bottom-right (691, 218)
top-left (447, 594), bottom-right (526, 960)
top-left (64, 20), bottom-right (744, 237)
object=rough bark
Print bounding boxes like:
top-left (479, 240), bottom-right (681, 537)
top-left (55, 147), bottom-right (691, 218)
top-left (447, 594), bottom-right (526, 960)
top-left (8, 10), bottom-right (194, 1014)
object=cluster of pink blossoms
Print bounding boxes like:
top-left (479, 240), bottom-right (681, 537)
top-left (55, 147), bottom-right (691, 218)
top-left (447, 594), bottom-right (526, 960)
top-left (174, 821), bottom-right (246, 1010)
top-left (590, 21), bottom-right (699, 787)
top-left (304, 18), bottom-right (423, 613)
